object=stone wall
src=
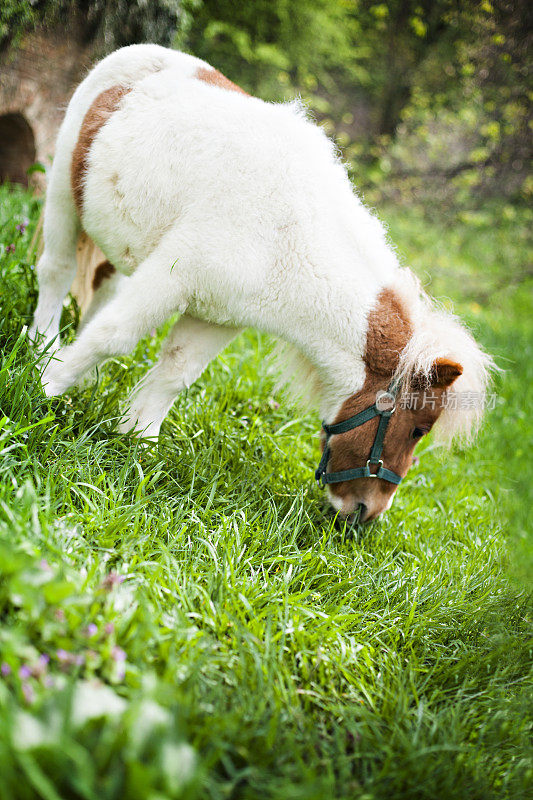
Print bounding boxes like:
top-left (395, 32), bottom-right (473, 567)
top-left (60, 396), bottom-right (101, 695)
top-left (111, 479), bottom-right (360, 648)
top-left (0, 27), bottom-right (97, 184)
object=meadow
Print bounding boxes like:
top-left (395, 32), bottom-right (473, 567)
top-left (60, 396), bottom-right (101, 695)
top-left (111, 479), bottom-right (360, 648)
top-left (0, 184), bottom-right (531, 799)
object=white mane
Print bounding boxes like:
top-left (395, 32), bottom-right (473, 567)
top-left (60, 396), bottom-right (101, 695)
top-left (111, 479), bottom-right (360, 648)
top-left (274, 267), bottom-right (495, 446)
top-left (390, 270), bottom-right (496, 443)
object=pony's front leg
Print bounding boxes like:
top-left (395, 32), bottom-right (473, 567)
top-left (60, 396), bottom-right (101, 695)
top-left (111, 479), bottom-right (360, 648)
top-left (40, 237), bottom-right (190, 396)
top-left (118, 315), bottom-right (240, 439)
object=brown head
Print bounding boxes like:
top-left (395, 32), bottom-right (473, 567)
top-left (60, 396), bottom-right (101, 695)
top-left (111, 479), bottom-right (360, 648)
top-left (323, 288), bottom-right (465, 523)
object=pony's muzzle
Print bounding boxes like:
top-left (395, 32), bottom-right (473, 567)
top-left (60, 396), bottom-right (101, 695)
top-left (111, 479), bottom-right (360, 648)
top-left (329, 483), bottom-right (396, 523)
top-left (347, 503), bottom-right (368, 525)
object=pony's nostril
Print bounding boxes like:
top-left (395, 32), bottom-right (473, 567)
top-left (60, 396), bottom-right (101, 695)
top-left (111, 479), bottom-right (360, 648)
top-left (357, 503), bottom-right (368, 523)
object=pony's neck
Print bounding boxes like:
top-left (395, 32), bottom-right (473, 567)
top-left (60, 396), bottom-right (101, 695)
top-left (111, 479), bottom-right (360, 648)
top-left (273, 184), bottom-right (402, 421)
top-left (282, 277), bottom-right (387, 423)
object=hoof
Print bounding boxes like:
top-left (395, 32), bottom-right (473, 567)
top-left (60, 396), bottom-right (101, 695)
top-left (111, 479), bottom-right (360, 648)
top-left (42, 379), bottom-right (66, 397)
top-left (118, 413), bottom-right (161, 440)
top-left (41, 362), bottom-right (72, 397)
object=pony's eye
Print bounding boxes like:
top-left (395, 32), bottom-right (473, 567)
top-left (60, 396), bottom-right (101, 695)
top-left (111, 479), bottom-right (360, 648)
top-left (412, 427), bottom-right (427, 439)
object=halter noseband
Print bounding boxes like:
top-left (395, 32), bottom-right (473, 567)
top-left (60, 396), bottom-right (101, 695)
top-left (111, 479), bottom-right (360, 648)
top-left (315, 379), bottom-right (403, 487)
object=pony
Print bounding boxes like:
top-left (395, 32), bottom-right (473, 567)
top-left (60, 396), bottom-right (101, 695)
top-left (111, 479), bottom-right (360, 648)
top-left (30, 44), bottom-right (493, 523)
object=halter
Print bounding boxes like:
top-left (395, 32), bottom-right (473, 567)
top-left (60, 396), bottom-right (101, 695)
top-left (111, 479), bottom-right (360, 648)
top-left (315, 379), bottom-right (403, 487)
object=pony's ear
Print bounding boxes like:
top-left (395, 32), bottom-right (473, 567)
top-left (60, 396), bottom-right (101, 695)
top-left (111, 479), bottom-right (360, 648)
top-left (431, 358), bottom-right (463, 387)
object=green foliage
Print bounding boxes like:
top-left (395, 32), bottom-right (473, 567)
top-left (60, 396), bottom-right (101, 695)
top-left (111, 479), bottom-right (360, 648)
top-left (3, 1), bottom-right (530, 208)
top-left (0, 185), bottom-right (531, 798)
top-left (176, 0), bottom-right (355, 98)
top-left (360, 0), bottom-right (532, 208)
top-left (0, 0), bottom-right (185, 51)
top-left (0, 0), bottom-right (35, 49)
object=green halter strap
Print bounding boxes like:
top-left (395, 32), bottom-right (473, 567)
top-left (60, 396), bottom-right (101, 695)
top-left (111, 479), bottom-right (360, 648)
top-left (315, 379), bottom-right (403, 487)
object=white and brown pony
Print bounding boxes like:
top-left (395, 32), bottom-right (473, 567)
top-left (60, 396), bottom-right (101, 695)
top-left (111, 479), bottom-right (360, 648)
top-left (30, 44), bottom-right (493, 522)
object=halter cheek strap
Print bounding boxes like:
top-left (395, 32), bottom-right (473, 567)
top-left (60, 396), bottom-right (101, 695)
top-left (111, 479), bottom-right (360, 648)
top-left (315, 380), bottom-right (403, 487)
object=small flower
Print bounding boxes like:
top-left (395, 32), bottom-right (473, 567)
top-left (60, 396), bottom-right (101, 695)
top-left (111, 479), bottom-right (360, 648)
top-left (31, 654), bottom-right (50, 678)
top-left (57, 649), bottom-right (84, 669)
top-left (6, 243), bottom-right (16, 253)
top-left (16, 221), bottom-right (28, 234)
top-left (111, 646), bottom-right (126, 662)
top-left (86, 623), bottom-right (98, 637)
top-left (19, 665), bottom-right (32, 680)
top-left (56, 649), bottom-right (70, 663)
top-left (1, 662), bottom-right (11, 677)
top-left (22, 682), bottom-right (35, 704)
top-left (55, 608), bottom-right (66, 621)
top-left (101, 572), bottom-right (125, 590)
top-left (104, 622), bottom-right (115, 635)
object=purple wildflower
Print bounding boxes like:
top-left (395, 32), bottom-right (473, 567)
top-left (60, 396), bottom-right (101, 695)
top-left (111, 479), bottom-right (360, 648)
top-left (16, 221), bottom-right (28, 234)
top-left (104, 622), bottom-right (115, 635)
top-left (1, 662), bottom-right (11, 677)
top-left (19, 665), bottom-right (32, 680)
top-left (86, 623), bottom-right (98, 637)
top-left (22, 682), bottom-right (35, 704)
top-left (101, 572), bottom-right (125, 590)
top-left (111, 646), bottom-right (126, 662)
top-left (56, 648), bottom-right (70, 663)
top-left (56, 649), bottom-right (84, 668)
top-left (6, 243), bottom-right (16, 254)
top-left (31, 653), bottom-right (50, 678)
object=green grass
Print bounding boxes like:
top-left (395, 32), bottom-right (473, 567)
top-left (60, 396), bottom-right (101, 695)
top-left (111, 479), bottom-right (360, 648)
top-left (0, 184), bottom-right (531, 799)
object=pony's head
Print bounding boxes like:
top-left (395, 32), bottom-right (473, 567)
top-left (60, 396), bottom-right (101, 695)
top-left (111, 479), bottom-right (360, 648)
top-left (323, 273), bottom-right (494, 523)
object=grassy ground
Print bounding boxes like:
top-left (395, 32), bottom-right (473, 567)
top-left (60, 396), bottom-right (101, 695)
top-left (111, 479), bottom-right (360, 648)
top-left (0, 184), bottom-right (531, 799)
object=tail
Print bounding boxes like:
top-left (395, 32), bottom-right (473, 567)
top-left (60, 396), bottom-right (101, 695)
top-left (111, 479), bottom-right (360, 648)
top-left (71, 232), bottom-right (108, 315)
top-left (30, 209), bottom-right (106, 316)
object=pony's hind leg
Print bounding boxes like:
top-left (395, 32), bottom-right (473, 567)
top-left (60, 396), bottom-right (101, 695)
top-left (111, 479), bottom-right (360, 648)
top-left (40, 233), bottom-right (192, 396)
top-left (29, 165), bottom-right (80, 346)
top-left (118, 316), bottom-right (240, 439)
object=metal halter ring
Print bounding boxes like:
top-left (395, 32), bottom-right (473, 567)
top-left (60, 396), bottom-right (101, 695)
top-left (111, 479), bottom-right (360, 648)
top-left (366, 459), bottom-right (383, 477)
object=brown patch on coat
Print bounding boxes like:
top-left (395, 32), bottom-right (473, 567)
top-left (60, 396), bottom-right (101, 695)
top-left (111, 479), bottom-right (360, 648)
top-left (195, 67), bottom-right (248, 95)
top-left (92, 259), bottom-right (115, 291)
top-left (364, 287), bottom-right (413, 375)
top-left (324, 289), bottom-right (462, 521)
top-left (71, 85), bottom-right (131, 215)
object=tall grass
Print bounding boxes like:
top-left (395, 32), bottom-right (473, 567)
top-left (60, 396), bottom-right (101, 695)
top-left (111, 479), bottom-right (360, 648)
top-left (0, 185), bottom-right (531, 799)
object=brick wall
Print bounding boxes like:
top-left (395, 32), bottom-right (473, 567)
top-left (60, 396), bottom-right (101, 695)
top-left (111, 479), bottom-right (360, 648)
top-left (0, 26), bottom-right (98, 183)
